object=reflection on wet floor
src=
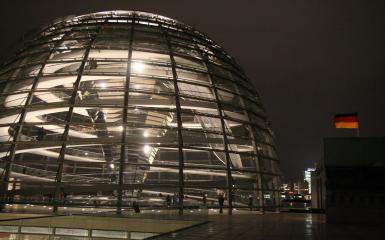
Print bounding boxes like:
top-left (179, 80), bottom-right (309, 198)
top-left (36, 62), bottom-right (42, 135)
top-left (154, 212), bottom-right (385, 240)
top-left (0, 211), bottom-right (384, 240)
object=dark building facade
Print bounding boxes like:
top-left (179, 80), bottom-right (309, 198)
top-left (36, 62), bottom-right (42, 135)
top-left (316, 138), bottom-right (385, 224)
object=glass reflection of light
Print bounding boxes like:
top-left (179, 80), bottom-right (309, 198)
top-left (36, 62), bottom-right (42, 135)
top-left (132, 62), bottom-right (145, 71)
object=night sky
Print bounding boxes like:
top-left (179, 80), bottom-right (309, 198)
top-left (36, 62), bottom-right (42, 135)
top-left (0, 0), bottom-right (384, 181)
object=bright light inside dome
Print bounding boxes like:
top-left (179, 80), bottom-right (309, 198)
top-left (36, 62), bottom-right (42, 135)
top-left (143, 145), bottom-right (150, 154)
top-left (132, 62), bottom-right (145, 71)
top-left (109, 163), bottom-right (115, 169)
top-left (143, 131), bottom-right (148, 137)
top-left (100, 82), bottom-right (107, 89)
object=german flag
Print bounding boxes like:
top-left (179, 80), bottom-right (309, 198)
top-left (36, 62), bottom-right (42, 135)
top-left (334, 112), bottom-right (359, 129)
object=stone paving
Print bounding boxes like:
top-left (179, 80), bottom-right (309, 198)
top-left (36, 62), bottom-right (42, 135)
top-left (154, 212), bottom-right (385, 240)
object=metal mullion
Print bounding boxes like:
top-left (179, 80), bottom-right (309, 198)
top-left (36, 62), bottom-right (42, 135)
top-left (200, 52), bottom-right (234, 215)
top-left (117, 17), bottom-right (135, 214)
top-left (52, 28), bottom-right (100, 213)
top-left (0, 34), bottom-right (67, 207)
top-left (163, 28), bottom-right (185, 215)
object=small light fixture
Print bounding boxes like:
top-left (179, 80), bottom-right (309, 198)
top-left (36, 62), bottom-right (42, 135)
top-left (110, 163), bottom-right (115, 169)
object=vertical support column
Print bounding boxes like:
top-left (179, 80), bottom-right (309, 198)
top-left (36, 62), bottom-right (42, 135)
top-left (0, 37), bottom-right (64, 209)
top-left (163, 29), bottom-right (185, 215)
top-left (201, 53), bottom-right (233, 215)
top-left (117, 17), bottom-right (135, 215)
top-left (53, 28), bottom-right (100, 213)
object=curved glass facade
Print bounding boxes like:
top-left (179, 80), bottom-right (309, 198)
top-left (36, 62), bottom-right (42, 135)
top-left (0, 11), bottom-right (280, 213)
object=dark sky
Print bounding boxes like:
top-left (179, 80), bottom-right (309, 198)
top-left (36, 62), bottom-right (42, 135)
top-left (1, 0), bottom-right (384, 181)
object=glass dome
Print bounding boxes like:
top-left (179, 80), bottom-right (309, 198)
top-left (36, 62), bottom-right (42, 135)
top-left (0, 10), bottom-right (281, 213)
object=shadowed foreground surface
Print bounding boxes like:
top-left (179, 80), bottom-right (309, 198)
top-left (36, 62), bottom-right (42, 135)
top-left (154, 212), bottom-right (385, 240)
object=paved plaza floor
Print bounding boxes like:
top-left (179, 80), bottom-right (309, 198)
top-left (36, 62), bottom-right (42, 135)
top-left (154, 212), bottom-right (385, 240)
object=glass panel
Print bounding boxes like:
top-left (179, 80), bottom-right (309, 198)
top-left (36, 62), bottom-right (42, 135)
top-left (178, 81), bottom-right (214, 100)
top-left (21, 52), bottom-right (50, 65)
top-left (222, 104), bottom-right (249, 122)
top-left (56, 228), bottom-right (89, 236)
top-left (0, 108), bottom-right (21, 142)
top-left (75, 76), bottom-right (125, 106)
top-left (93, 37), bottom-right (131, 49)
top-left (1, 78), bottom-right (34, 107)
top-left (83, 60), bottom-right (127, 75)
top-left (130, 232), bottom-right (159, 240)
top-left (69, 107), bottom-right (123, 139)
top-left (172, 44), bottom-right (202, 59)
top-left (258, 143), bottom-right (277, 159)
top-left (233, 189), bottom-right (261, 209)
top-left (227, 136), bottom-right (254, 155)
top-left (92, 230), bottom-right (127, 239)
top-left (223, 119), bottom-right (251, 137)
top-left (232, 172), bottom-right (258, 190)
top-left (180, 111), bottom-right (222, 132)
top-left (253, 127), bottom-right (274, 145)
top-left (179, 97), bottom-right (217, 115)
top-left (62, 145), bottom-right (116, 183)
top-left (217, 89), bottom-right (244, 108)
top-left (174, 55), bottom-right (206, 70)
top-left (131, 62), bottom-right (172, 78)
top-left (13, 64), bottom-right (42, 78)
top-left (0, 226), bottom-right (18, 233)
top-left (176, 68), bottom-right (210, 84)
top-left (33, 76), bottom-right (76, 104)
top-left (43, 61), bottom-right (81, 75)
top-left (56, 39), bottom-right (90, 50)
top-left (130, 76), bottom-right (174, 94)
top-left (133, 31), bottom-right (167, 52)
top-left (126, 108), bottom-right (175, 127)
top-left (182, 130), bottom-right (225, 151)
top-left (20, 227), bottom-right (52, 234)
top-left (89, 49), bottom-right (128, 59)
top-left (49, 49), bottom-right (85, 62)
top-left (128, 93), bottom-right (176, 110)
top-left (132, 50), bottom-right (170, 63)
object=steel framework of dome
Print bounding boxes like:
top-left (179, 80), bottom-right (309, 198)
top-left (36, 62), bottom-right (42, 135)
top-left (0, 10), bottom-right (281, 214)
